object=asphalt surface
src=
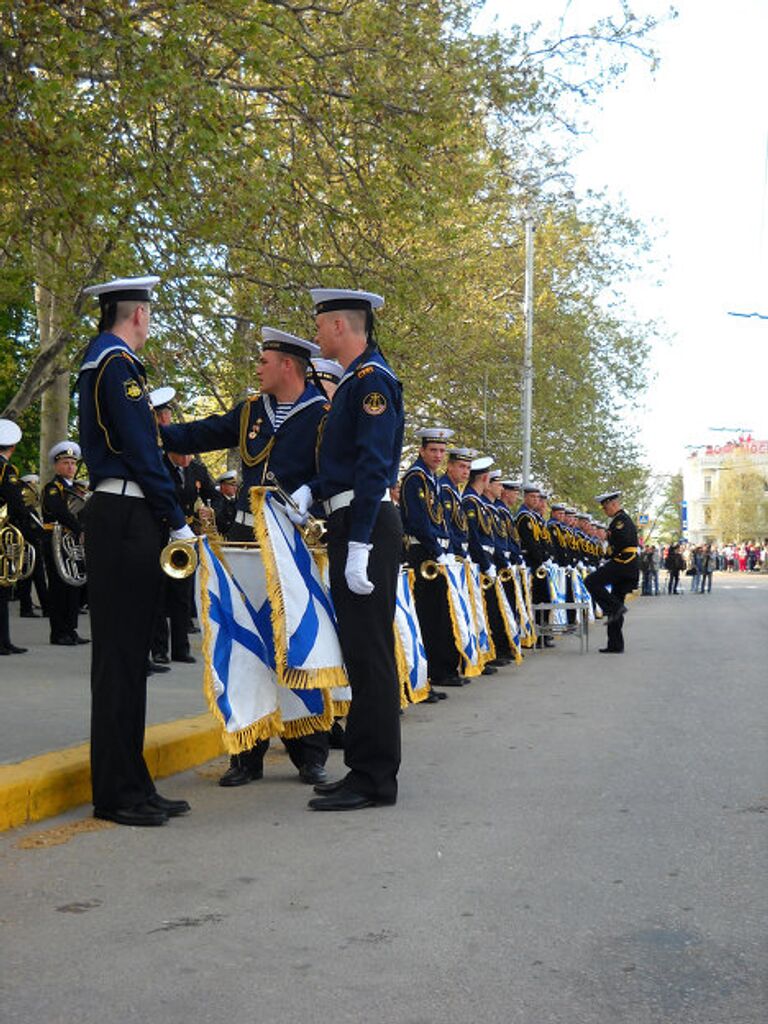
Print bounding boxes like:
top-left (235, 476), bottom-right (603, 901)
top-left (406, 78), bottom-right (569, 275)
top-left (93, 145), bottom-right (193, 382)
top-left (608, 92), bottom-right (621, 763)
top-left (1, 574), bottom-right (766, 1023)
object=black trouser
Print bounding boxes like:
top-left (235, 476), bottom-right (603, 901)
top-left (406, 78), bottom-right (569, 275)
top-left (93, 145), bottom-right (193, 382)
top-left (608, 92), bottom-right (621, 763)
top-left (152, 573), bottom-right (194, 659)
top-left (667, 570), bottom-right (680, 594)
top-left (85, 493), bottom-right (164, 811)
top-left (485, 582), bottom-right (512, 657)
top-left (530, 570), bottom-right (549, 630)
top-left (0, 587), bottom-right (10, 647)
top-left (17, 538), bottom-right (49, 615)
top-left (43, 537), bottom-right (80, 641)
top-left (410, 545), bottom-right (458, 684)
top-left (227, 520), bottom-right (328, 772)
top-left (584, 560), bottom-right (639, 653)
top-left (327, 502), bottom-right (402, 803)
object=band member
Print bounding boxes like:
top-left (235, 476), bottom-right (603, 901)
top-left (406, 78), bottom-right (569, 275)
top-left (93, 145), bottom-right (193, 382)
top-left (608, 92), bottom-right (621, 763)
top-left (300, 288), bottom-right (404, 811)
top-left (16, 473), bottom-right (49, 618)
top-left (41, 441), bottom-right (89, 646)
top-left (516, 483), bottom-right (554, 648)
top-left (213, 470), bottom-right (239, 537)
top-left (439, 447), bottom-right (472, 560)
top-left (499, 480), bottom-right (523, 564)
top-left (400, 426), bottom-right (458, 695)
top-left (79, 275), bottom-right (193, 827)
top-left (0, 419), bottom-right (36, 655)
top-left (310, 357), bottom-right (344, 400)
top-left (159, 327), bottom-right (332, 787)
top-left (462, 456), bottom-right (499, 675)
top-left (481, 470), bottom-right (513, 664)
top-left (584, 491), bottom-right (640, 654)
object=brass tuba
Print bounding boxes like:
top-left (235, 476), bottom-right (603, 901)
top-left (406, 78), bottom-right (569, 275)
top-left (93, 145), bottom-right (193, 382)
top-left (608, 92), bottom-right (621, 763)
top-left (52, 488), bottom-right (88, 587)
top-left (0, 503), bottom-right (31, 587)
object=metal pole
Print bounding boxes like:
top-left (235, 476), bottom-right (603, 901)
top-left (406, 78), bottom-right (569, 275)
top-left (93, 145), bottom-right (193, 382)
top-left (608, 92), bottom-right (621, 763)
top-left (521, 216), bottom-right (534, 485)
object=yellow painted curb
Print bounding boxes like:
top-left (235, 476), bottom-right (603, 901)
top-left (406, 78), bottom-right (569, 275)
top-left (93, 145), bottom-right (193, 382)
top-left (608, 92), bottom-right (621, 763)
top-left (0, 713), bottom-right (224, 833)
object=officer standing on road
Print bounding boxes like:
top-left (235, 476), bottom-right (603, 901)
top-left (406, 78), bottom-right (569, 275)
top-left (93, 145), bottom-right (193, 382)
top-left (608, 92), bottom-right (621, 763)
top-left (298, 288), bottom-right (405, 811)
top-left (584, 490), bottom-right (640, 654)
top-left (78, 276), bottom-right (193, 827)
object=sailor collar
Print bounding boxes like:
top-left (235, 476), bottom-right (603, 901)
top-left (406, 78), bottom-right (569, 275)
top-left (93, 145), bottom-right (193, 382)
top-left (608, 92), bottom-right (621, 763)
top-left (78, 333), bottom-right (144, 376)
top-left (336, 352), bottom-right (397, 393)
top-left (261, 388), bottom-right (326, 431)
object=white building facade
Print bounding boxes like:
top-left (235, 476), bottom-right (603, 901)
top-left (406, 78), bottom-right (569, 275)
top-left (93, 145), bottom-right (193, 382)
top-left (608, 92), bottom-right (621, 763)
top-left (682, 438), bottom-right (768, 544)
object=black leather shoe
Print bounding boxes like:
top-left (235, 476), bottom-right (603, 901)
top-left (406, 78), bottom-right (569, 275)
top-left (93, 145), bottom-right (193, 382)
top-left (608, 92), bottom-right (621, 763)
top-left (72, 633), bottom-right (90, 645)
top-left (481, 665), bottom-right (497, 675)
top-left (298, 763), bottom-right (328, 785)
top-left (313, 777), bottom-right (348, 795)
top-left (489, 657), bottom-right (511, 667)
top-left (218, 762), bottom-right (263, 787)
top-left (432, 689), bottom-right (448, 700)
top-left (148, 792), bottom-right (191, 816)
top-left (147, 661), bottom-right (171, 675)
top-left (19, 610), bottom-right (39, 618)
top-left (94, 801), bottom-right (168, 826)
top-left (0, 644), bottom-right (28, 655)
top-left (152, 652), bottom-right (171, 665)
top-left (436, 676), bottom-right (464, 687)
top-left (172, 654), bottom-right (197, 664)
top-left (543, 637), bottom-right (556, 649)
top-left (423, 691), bottom-right (440, 703)
top-left (598, 647), bottom-right (623, 654)
top-left (51, 636), bottom-right (77, 646)
top-left (308, 787), bottom-right (394, 811)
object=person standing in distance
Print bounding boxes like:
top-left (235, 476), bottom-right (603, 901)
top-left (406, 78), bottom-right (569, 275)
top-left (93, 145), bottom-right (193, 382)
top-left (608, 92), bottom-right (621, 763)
top-left (78, 276), bottom-right (194, 826)
top-left (296, 288), bottom-right (405, 811)
top-left (584, 490), bottom-right (640, 654)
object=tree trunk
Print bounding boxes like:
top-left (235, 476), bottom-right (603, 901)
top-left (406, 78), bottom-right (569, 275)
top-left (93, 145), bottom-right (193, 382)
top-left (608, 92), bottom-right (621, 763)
top-left (35, 279), bottom-right (71, 480)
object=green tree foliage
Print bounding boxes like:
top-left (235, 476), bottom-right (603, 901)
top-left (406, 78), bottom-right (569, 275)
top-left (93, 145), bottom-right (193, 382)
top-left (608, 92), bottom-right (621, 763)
top-left (0, 0), bottom-right (665, 496)
top-left (655, 471), bottom-right (684, 543)
top-left (710, 453), bottom-right (768, 543)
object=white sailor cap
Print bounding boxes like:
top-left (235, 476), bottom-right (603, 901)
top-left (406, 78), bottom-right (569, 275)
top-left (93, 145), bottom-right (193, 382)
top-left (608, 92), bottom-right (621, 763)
top-left (470, 455), bottom-right (494, 473)
top-left (82, 275), bottom-right (160, 305)
top-left (261, 326), bottom-right (320, 360)
top-left (21, 473), bottom-right (40, 484)
top-left (550, 502), bottom-right (566, 511)
top-left (489, 469), bottom-right (502, 481)
top-left (502, 479), bottom-right (522, 490)
top-left (310, 288), bottom-right (385, 315)
top-left (448, 447), bottom-right (475, 462)
top-left (576, 510), bottom-right (590, 519)
top-left (0, 419), bottom-right (22, 447)
top-left (595, 490), bottom-right (621, 504)
top-left (416, 426), bottom-right (454, 443)
top-left (523, 483), bottom-right (541, 494)
top-left (565, 507), bottom-right (577, 516)
top-left (310, 357), bottom-right (344, 384)
top-left (149, 385), bottom-right (176, 409)
top-left (49, 440), bottom-right (81, 463)
top-left (216, 470), bottom-right (238, 485)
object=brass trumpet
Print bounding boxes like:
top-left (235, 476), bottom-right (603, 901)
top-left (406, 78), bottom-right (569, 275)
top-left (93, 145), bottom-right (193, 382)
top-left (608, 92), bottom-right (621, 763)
top-left (535, 565), bottom-right (548, 579)
top-left (264, 473), bottom-right (327, 545)
top-left (160, 538), bottom-right (199, 579)
top-left (498, 566), bottom-right (514, 582)
top-left (480, 572), bottom-right (495, 590)
top-left (419, 559), bottom-right (441, 580)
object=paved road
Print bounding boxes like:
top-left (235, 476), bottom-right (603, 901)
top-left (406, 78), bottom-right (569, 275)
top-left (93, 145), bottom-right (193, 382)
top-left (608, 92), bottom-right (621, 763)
top-left (2, 576), bottom-right (766, 1023)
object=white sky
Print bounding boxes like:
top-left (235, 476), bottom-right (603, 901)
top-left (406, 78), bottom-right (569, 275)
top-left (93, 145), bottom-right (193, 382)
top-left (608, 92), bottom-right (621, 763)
top-left (476, 0), bottom-right (768, 474)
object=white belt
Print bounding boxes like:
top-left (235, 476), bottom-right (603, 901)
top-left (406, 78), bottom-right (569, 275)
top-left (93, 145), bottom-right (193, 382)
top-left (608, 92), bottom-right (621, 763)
top-left (405, 534), bottom-right (449, 550)
top-left (234, 510), bottom-right (254, 526)
top-left (95, 478), bottom-right (144, 498)
top-left (323, 490), bottom-right (392, 516)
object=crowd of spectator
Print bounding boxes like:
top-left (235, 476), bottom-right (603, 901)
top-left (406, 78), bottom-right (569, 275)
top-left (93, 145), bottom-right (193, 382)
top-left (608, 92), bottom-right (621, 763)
top-left (639, 540), bottom-right (768, 596)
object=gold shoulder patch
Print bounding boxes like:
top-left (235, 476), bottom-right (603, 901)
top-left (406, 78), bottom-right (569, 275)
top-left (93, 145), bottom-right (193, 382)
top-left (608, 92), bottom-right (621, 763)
top-left (362, 392), bottom-right (387, 416)
top-left (47, 485), bottom-right (58, 495)
top-left (357, 366), bottom-right (375, 378)
top-left (615, 521), bottom-right (624, 529)
top-left (124, 379), bottom-right (143, 401)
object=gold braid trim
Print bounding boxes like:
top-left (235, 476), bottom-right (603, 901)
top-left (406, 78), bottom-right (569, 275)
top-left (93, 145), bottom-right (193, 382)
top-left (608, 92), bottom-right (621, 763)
top-left (250, 486), bottom-right (348, 691)
top-left (281, 690), bottom-right (335, 739)
top-left (396, 570), bottom-right (430, 704)
top-left (239, 398), bottom-right (275, 469)
top-left (444, 562), bottom-right (482, 677)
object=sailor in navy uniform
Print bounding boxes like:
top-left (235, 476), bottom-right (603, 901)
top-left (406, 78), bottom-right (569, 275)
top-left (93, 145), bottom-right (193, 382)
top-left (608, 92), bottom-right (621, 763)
top-left (584, 491), bottom-right (640, 654)
top-left (482, 469), bottom-right (514, 664)
top-left (400, 426), bottom-right (458, 696)
top-left (213, 470), bottom-right (239, 538)
top-left (160, 327), bottom-right (332, 787)
top-left (462, 456), bottom-right (500, 675)
top-left (0, 419), bottom-right (36, 655)
top-left (439, 447), bottom-right (473, 560)
top-left (299, 288), bottom-right (404, 811)
top-left (499, 480), bottom-right (523, 565)
top-left (310, 357), bottom-right (344, 400)
top-left (516, 484), bottom-right (554, 648)
top-left (78, 276), bottom-right (192, 827)
top-left (41, 441), bottom-right (89, 646)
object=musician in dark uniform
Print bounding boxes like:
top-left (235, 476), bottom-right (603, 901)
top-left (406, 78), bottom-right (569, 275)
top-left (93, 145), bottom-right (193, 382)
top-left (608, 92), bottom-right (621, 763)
top-left (300, 288), bottom-right (404, 811)
top-left (0, 419), bottom-right (36, 655)
top-left (41, 441), bottom-right (89, 646)
top-left (78, 276), bottom-right (193, 827)
top-left (516, 484), bottom-right (554, 648)
top-left (160, 326), bottom-right (333, 787)
top-left (15, 474), bottom-right (49, 618)
top-left (461, 456), bottom-right (500, 675)
top-left (400, 426), bottom-right (458, 696)
top-left (213, 470), bottom-right (239, 538)
top-left (584, 490), bottom-right (640, 654)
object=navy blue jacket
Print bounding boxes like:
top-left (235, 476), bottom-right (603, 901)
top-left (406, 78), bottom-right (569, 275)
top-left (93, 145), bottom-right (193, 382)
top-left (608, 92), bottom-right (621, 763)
top-left (439, 474), bottom-right (469, 557)
top-left (77, 333), bottom-right (186, 530)
top-left (462, 485), bottom-right (494, 572)
top-left (400, 456), bottom-right (449, 560)
top-left (314, 348), bottom-right (404, 544)
top-left (161, 386), bottom-right (329, 511)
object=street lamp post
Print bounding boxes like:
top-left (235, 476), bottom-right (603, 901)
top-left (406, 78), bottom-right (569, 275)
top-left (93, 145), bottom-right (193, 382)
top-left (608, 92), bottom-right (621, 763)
top-left (521, 215), bottom-right (534, 486)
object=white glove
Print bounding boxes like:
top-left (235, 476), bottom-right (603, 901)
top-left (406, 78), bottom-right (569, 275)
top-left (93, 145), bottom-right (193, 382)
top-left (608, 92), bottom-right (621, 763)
top-left (345, 541), bottom-right (374, 595)
top-left (170, 524), bottom-right (196, 541)
top-left (437, 553), bottom-right (452, 566)
top-left (286, 484), bottom-right (313, 525)
top-left (486, 564), bottom-right (497, 581)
